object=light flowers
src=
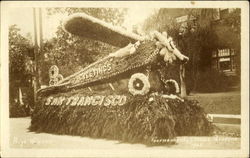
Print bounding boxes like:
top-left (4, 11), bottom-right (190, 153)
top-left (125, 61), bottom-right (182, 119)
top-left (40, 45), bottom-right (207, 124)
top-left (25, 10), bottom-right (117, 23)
top-left (128, 73), bottom-right (150, 96)
top-left (49, 65), bottom-right (64, 86)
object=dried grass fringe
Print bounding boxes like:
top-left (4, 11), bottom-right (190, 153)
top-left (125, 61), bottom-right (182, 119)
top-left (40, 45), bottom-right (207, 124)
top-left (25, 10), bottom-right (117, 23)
top-left (30, 94), bottom-right (213, 145)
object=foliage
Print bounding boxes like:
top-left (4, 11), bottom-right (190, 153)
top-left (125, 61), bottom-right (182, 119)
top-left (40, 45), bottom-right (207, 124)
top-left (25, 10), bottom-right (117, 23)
top-left (9, 101), bottom-right (29, 118)
top-left (9, 25), bottom-right (34, 117)
top-left (9, 25), bottom-right (34, 80)
top-left (30, 94), bottom-right (213, 145)
top-left (224, 9), bottom-right (241, 37)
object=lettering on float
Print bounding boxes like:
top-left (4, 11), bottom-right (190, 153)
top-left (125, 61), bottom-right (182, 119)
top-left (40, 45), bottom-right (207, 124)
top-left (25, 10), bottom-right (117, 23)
top-left (72, 64), bottom-right (112, 84)
top-left (45, 95), bottom-right (127, 106)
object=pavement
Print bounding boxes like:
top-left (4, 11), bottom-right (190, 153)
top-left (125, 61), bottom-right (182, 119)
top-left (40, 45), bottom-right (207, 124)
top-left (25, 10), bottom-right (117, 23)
top-left (9, 117), bottom-right (240, 149)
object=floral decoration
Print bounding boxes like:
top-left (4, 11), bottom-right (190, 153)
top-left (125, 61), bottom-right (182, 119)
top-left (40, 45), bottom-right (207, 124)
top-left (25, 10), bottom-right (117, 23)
top-left (165, 79), bottom-right (180, 94)
top-left (128, 73), bottom-right (150, 96)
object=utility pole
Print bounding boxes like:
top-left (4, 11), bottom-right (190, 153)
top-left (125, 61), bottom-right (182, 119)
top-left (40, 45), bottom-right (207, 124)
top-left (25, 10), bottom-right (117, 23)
top-left (180, 64), bottom-right (187, 98)
top-left (38, 8), bottom-right (43, 87)
top-left (33, 8), bottom-right (39, 103)
top-left (177, 34), bottom-right (187, 98)
top-left (33, 8), bottom-right (43, 104)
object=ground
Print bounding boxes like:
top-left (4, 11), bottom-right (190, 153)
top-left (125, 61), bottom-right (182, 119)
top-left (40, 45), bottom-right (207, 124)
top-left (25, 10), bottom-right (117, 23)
top-left (9, 117), bottom-right (240, 149)
top-left (188, 91), bottom-right (240, 114)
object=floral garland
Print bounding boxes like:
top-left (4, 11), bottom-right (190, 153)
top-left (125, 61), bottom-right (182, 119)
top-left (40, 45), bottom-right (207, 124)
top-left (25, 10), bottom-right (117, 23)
top-left (165, 79), bottom-right (180, 94)
top-left (128, 73), bottom-right (150, 96)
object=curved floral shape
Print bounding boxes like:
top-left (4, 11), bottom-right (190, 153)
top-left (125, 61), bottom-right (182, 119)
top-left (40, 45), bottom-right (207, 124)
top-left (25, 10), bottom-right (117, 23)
top-left (165, 79), bottom-right (180, 94)
top-left (57, 74), bottom-right (64, 82)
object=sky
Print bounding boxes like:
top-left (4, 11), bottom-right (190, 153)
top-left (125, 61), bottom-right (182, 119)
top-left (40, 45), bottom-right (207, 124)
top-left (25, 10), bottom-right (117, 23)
top-left (8, 8), bottom-right (67, 44)
top-left (123, 7), bottom-right (156, 32)
top-left (9, 8), bottom-right (34, 38)
top-left (8, 7), bottom-right (156, 44)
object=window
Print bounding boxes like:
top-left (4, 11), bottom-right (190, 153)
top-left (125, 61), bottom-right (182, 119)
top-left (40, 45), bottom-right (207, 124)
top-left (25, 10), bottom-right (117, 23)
top-left (211, 49), bottom-right (237, 75)
top-left (219, 58), bottom-right (231, 71)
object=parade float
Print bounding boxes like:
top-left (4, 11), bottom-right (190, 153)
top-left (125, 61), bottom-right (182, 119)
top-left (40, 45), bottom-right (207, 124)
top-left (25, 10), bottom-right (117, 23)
top-left (30, 13), bottom-right (213, 145)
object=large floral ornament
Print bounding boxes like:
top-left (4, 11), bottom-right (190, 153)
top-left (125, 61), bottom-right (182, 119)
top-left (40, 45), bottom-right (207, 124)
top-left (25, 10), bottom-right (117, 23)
top-left (49, 65), bottom-right (59, 78)
top-left (49, 65), bottom-right (63, 86)
top-left (128, 73), bottom-right (150, 96)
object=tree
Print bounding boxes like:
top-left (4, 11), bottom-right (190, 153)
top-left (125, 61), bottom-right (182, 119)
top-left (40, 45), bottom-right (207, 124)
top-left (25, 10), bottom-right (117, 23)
top-left (9, 25), bottom-right (33, 79)
top-left (9, 24), bottom-right (34, 117)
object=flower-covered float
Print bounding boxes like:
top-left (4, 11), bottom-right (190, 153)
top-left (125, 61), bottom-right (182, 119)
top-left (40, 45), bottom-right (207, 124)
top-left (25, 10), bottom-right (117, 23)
top-left (30, 13), bottom-right (213, 145)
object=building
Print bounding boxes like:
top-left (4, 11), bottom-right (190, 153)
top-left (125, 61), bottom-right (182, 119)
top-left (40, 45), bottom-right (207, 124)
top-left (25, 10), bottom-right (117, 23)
top-left (175, 8), bottom-right (240, 76)
top-left (210, 8), bottom-right (240, 76)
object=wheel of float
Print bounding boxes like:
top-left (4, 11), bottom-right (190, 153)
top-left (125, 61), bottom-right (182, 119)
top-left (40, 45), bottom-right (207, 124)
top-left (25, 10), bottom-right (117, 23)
top-left (128, 73), bottom-right (150, 96)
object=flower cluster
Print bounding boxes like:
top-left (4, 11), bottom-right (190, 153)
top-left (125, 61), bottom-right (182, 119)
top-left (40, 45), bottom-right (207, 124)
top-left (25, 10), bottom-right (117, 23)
top-left (128, 73), bottom-right (150, 96)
